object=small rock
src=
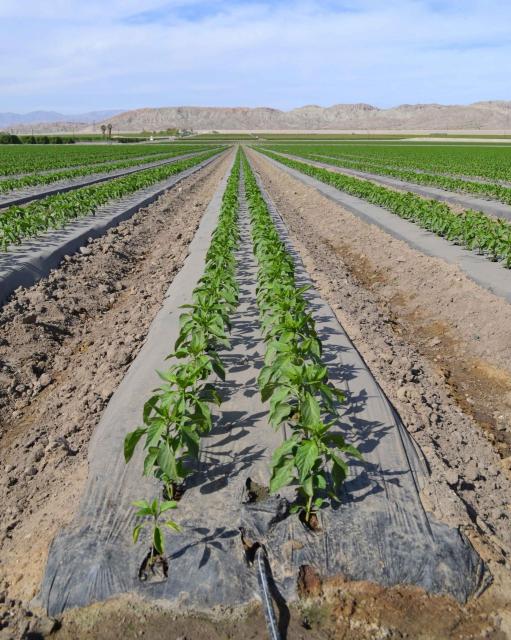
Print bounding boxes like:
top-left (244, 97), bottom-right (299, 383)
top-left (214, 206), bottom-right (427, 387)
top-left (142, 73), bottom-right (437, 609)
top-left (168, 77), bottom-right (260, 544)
top-left (38, 373), bottom-right (52, 388)
top-left (428, 337), bottom-right (442, 347)
top-left (24, 465), bottom-right (38, 477)
top-left (445, 470), bottom-right (459, 487)
top-left (79, 246), bottom-right (92, 256)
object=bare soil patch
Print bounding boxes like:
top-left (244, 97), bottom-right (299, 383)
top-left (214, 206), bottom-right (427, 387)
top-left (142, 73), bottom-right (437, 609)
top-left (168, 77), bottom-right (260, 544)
top-left (0, 151), bottom-right (233, 637)
top-left (33, 574), bottom-right (511, 640)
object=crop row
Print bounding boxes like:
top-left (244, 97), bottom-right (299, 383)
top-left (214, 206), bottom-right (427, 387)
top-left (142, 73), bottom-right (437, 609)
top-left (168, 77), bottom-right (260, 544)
top-left (0, 149), bottom-right (221, 251)
top-left (125, 153), bottom-right (241, 560)
top-left (0, 143), bottom-right (210, 177)
top-left (259, 150), bottom-right (511, 268)
top-left (242, 151), bottom-right (361, 526)
top-left (0, 147), bottom-right (216, 195)
top-left (260, 143), bottom-right (511, 183)
top-left (273, 148), bottom-right (511, 206)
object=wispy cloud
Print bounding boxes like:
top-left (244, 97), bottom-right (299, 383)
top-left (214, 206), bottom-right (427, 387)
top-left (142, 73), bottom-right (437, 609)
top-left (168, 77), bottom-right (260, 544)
top-left (0, 0), bottom-right (509, 112)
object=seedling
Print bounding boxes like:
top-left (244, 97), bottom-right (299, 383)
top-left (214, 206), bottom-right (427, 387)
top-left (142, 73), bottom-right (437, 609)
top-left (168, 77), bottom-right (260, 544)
top-left (132, 498), bottom-right (180, 564)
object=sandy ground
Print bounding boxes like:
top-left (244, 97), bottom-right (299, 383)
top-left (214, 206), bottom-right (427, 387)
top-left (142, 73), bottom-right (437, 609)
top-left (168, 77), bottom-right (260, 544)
top-left (0, 151), bottom-right (234, 638)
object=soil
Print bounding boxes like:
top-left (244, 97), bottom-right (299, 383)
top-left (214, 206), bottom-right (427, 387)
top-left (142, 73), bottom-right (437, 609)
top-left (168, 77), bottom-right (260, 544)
top-left (0, 150), bottom-right (234, 638)
top-left (17, 574), bottom-right (511, 639)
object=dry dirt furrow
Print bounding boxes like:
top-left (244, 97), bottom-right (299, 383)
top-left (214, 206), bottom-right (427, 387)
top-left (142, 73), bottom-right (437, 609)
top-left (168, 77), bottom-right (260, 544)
top-left (0, 150), bottom-right (233, 633)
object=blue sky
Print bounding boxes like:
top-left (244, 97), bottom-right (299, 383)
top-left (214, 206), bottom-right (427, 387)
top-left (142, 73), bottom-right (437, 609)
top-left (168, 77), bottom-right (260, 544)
top-left (0, 0), bottom-right (509, 113)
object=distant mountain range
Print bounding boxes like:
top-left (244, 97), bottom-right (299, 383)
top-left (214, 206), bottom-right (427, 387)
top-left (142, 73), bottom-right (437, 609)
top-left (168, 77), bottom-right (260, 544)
top-left (3, 102), bottom-right (511, 133)
top-left (0, 110), bottom-right (123, 129)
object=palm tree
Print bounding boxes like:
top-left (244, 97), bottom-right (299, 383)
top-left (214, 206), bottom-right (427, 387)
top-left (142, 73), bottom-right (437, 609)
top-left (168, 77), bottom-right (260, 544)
top-left (100, 124), bottom-right (106, 138)
top-left (107, 124), bottom-right (112, 139)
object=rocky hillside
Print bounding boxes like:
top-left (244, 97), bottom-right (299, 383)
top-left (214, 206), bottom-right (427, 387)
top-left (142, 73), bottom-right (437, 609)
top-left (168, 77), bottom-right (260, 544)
top-left (91, 101), bottom-right (511, 132)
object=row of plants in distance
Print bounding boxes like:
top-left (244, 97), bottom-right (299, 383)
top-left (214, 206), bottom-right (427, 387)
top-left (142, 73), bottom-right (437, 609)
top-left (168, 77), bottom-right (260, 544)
top-left (258, 150), bottom-right (511, 268)
top-left (0, 143), bottom-right (210, 177)
top-left (0, 149), bottom-right (221, 251)
top-left (242, 151), bottom-right (361, 527)
top-left (0, 147), bottom-right (217, 195)
top-left (262, 142), bottom-right (511, 183)
top-left (124, 153), bottom-right (241, 566)
top-left (275, 147), bottom-right (511, 206)
top-left (0, 132), bottom-right (78, 145)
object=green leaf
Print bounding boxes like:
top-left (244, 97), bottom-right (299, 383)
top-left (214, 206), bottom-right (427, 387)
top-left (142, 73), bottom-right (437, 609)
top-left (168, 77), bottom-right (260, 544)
top-left (295, 440), bottom-right (319, 482)
top-left (132, 499), bottom-right (150, 509)
top-left (269, 401), bottom-right (293, 428)
top-left (153, 525), bottom-right (164, 555)
top-left (124, 428), bottom-right (146, 463)
top-left (271, 436), bottom-right (298, 466)
top-left (146, 419), bottom-right (166, 449)
top-left (164, 520), bottom-right (181, 532)
top-left (158, 443), bottom-right (178, 481)
top-left (143, 447), bottom-right (160, 476)
top-left (211, 356), bottom-right (226, 381)
top-left (160, 500), bottom-right (178, 512)
top-left (342, 444), bottom-right (363, 460)
top-left (269, 458), bottom-right (295, 493)
top-left (301, 393), bottom-right (321, 427)
top-left (331, 454), bottom-right (348, 490)
top-left (132, 523), bottom-right (143, 544)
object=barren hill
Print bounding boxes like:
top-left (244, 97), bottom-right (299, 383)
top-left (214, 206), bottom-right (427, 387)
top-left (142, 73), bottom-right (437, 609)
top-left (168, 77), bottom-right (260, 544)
top-left (90, 101), bottom-right (511, 132)
top-left (5, 102), bottom-right (511, 134)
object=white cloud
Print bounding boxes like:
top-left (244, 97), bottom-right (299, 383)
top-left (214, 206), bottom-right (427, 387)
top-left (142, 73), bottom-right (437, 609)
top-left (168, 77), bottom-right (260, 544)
top-left (0, 0), bottom-right (510, 111)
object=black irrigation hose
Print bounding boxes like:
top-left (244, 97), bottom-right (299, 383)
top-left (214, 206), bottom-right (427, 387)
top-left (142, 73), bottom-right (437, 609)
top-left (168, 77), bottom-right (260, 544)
top-left (255, 547), bottom-right (282, 640)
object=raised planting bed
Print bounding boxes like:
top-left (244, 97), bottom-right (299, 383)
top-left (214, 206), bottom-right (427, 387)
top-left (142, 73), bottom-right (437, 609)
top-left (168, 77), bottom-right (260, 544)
top-left (0, 150), bottom-right (226, 306)
top-left (253, 149), bottom-right (511, 304)
top-left (39, 151), bottom-right (485, 620)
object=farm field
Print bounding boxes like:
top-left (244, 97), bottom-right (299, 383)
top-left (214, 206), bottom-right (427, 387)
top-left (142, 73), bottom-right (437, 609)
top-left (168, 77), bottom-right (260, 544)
top-left (0, 140), bottom-right (510, 640)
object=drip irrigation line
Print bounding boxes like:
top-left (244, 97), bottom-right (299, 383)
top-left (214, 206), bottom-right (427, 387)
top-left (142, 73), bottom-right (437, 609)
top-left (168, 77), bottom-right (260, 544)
top-left (255, 546), bottom-right (282, 640)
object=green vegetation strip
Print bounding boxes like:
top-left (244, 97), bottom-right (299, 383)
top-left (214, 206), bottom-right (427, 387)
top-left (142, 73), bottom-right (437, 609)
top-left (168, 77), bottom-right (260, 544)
top-left (259, 150), bottom-right (511, 268)
top-left (0, 149), bottom-right (220, 251)
top-left (124, 153), bottom-right (241, 558)
top-left (0, 144), bottom-right (209, 176)
top-left (242, 151), bottom-right (360, 526)
top-left (282, 149), bottom-right (511, 206)
top-left (261, 142), bottom-right (511, 182)
top-left (0, 148), bottom-right (216, 194)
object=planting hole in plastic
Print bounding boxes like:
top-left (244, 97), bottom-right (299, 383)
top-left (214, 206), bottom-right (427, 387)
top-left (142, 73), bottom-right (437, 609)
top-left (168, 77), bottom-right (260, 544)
top-left (138, 549), bottom-right (169, 584)
top-left (243, 477), bottom-right (270, 504)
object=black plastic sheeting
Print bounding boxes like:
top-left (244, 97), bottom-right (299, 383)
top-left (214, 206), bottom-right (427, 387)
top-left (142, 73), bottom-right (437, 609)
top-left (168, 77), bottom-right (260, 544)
top-left (39, 158), bottom-right (486, 618)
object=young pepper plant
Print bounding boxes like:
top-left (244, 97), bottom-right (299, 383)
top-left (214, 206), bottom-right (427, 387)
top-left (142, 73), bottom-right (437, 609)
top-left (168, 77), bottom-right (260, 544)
top-left (242, 150), bottom-right (362, 526)
top-left (124, 153), bottom-right (242, 553)
top-left (132, 498), bottom-right (180, 563)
